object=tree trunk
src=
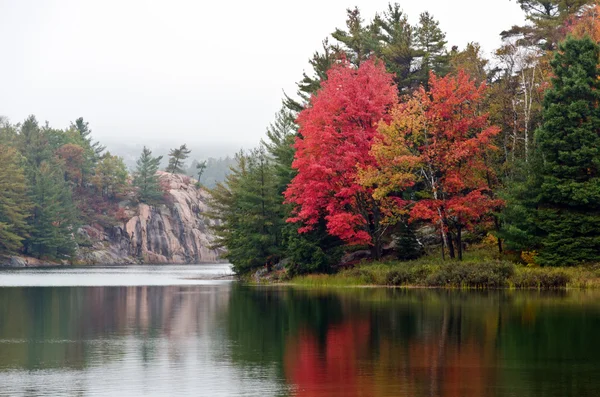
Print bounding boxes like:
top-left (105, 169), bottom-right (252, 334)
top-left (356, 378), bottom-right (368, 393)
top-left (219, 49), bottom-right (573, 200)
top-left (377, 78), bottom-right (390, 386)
top-left (447, 231), bottom-right (455, 259)
top-left (440, 229), bottom-right (446, 261)
top-left (494, 217), bottom-right (503, 254)
top-left (456, 226), bottom-right (463, 261)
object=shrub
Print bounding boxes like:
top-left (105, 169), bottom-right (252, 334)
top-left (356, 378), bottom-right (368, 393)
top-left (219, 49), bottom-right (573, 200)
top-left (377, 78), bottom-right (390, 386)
top-left (385, 269), bottom-right (412, 286)
top-left (512, 268), bottom-right (570, 289)
top-left (426, 261), bottom-right (515, 288)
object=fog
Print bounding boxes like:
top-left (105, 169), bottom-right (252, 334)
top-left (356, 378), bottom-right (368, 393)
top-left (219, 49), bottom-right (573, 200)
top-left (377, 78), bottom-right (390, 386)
top-left (0, 0), bottom-right (524, 155)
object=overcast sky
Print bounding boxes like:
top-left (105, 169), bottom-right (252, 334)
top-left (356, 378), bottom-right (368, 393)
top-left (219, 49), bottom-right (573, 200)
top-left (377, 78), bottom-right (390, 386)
top-left (0, 0), bottom-right (525, 152)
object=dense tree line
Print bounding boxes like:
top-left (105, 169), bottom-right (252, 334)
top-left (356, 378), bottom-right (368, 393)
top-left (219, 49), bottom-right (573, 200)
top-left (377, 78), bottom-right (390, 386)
top-left (0, 115), bottom-right (203, 260)
top-left (210, 0), bottom-right (600, 273)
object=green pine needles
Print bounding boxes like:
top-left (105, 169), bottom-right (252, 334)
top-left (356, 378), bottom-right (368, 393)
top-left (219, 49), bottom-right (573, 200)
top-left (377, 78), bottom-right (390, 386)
top-left (503, 37), bottom-right (600, 266)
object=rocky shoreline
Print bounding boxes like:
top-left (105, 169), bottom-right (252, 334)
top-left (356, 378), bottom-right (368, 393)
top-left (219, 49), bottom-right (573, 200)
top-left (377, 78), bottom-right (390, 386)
top-left (1, 172), bottom-right (223, 268)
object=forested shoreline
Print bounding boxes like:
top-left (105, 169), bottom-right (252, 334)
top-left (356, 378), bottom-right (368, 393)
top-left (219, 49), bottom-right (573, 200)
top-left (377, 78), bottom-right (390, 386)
top-left (0, 115), bottom-right (219, 263)
top-left (208, 0), bottom-right (600, 284)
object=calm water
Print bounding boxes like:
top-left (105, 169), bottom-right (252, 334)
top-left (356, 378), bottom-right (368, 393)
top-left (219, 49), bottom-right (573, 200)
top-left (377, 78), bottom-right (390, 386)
top-left (0, 266), bottom-right (599, 396)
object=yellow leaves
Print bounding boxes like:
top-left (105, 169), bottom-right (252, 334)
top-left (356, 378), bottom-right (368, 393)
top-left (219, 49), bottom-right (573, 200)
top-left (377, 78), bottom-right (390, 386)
top-left (521, 250), bottom-right (539, 267)
top-left (569, 3), bottom-right (600, 42)
top-left (359, 100), bottom-right (424, 201)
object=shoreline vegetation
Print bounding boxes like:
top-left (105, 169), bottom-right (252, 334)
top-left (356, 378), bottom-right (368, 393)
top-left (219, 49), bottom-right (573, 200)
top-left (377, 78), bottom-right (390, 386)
top-left (244, 248), bottom-right (600, 289)
top-left (207, 2), bottom-right (600, 289)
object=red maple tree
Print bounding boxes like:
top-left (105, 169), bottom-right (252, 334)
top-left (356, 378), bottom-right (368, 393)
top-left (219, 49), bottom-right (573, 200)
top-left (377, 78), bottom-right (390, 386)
top-left (407, 71), bottom-right (503, 259)
top-left (284, 59), bottom-right (397, 258)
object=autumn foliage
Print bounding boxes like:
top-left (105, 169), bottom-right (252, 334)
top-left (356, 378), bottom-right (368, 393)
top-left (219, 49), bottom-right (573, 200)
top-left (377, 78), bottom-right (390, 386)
top-left (368, 71), bottom-right (503, 259)
top-left (284, 59), bottom-right (397, 257)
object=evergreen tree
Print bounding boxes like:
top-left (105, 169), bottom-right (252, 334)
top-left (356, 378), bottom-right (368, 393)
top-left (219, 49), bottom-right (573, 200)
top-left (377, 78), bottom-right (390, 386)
top-left (133, 147), bottom-right (163, 203)
top-left (166, 144), bottom-right (191, 174)
top-left (504, 0), bottom-right (594, 50)
top-left (284, 40), bottom-right (342, 112)
top-left (0, 117), bottom-right (17, 147)
top-left (374, 3), bottom-right (415, 91)
top-left (207, 149), bottom-right (284, 273)
top-left (195, 160), bottom-right (207, 184)
top-left (503, 37), bottom-right (600, 265)
top-left (17, 116), bottom-right (52, 169)
top-left (0, 145), bottom-right (31, 254)
top-left (72, 117), bottom-right (105, 158)
top-left (413, 12), bottom-right (449, 87)
top-left (332, 7), bottom-right (380, 66)
top-left (71, 117), bottom-right (105, 186)
top-left (25, 161), bottom-right (78, 260)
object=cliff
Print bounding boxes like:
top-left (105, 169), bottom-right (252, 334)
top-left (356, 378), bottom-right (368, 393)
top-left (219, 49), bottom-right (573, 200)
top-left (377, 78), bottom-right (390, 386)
top-left (77, 172), bottom-right (222, 264)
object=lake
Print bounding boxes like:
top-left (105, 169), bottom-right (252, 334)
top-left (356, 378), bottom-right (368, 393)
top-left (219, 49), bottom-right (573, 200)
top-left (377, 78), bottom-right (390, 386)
top-left (0, 265), bottom-right (599, 396)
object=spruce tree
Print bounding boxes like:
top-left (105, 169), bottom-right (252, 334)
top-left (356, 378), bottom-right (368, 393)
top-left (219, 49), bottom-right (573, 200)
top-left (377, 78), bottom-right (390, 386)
top-left (133, 147), bottom-right (163, 203)
top-left (0, 145), bottom-right (31, 254)
top-left (166, 144), bottom-right (191, 174)
top-left (504, 37), bottom-right (600, 266)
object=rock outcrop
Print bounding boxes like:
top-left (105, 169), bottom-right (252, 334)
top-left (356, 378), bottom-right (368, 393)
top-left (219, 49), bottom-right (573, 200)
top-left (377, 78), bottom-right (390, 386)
top-left (77, 172), bottom-right (222, 264)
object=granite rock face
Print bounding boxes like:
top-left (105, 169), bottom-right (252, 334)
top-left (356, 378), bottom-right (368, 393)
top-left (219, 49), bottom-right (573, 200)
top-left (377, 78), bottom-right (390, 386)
top-left (78, 172), bottom-right (222, 264)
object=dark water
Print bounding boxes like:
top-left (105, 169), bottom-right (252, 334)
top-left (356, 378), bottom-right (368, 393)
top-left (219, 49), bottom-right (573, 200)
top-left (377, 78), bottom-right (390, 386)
top-left (0, 266), bottom-right (599, 396)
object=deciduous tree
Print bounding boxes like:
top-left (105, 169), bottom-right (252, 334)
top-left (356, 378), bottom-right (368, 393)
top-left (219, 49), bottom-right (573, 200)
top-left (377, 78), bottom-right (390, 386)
top-left (284, 59), bottom-right (397, 259)
top-left (369, 71), bottom-right (502, 259)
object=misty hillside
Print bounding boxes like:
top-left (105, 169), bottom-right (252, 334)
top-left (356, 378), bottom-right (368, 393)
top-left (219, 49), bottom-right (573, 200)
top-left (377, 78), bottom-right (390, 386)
top-left (103, 139), bottom-right (239, 187)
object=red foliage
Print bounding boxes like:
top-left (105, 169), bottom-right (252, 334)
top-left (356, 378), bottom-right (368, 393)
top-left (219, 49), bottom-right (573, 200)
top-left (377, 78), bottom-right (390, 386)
top-left (114, 207), bottom-right (129, 223)
top-left (55, 143), bottom-right (85, 185)
top-left (284, 59), bottom-right (397, 247)
top-left (408, 71), bottom-right (503, 232)
top-left (284, 321), bottom-right (371, 396)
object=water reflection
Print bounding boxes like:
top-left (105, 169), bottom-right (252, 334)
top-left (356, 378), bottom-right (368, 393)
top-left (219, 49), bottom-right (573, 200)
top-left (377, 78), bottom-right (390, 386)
top-left (225, 287), bottom-right (600, 397)
top-left (1, 275), bottom-right (600, 396)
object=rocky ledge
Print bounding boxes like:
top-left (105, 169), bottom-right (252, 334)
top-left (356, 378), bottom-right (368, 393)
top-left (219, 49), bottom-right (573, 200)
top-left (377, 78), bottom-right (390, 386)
top-left (77, 172), bottom-right (222, 265)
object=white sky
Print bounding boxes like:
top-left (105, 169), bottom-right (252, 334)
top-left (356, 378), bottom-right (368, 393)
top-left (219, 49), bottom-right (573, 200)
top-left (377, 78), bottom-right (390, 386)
top-left (0, 0), bottom-right (525, 151)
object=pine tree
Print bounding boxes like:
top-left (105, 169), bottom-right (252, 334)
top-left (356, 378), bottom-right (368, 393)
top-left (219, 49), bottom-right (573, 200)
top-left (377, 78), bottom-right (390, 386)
top-left (413, 12), bottom-right (449, 87)
top-left (374, 3), bottom-right (415, 91)
top-left (0, 117), bottom-right (17, 147)
top-left (503, 37), bottom-right (600, 265)
top-left (284, 40), bottom-right (342, 113)
top-left (195, 161), bottom-right (207, 184)
top-left (17, 116), bottom-right (52, 169)
top-left (332, 7), bottom-right (380, 66)
top-left (133, 147), bottom-right (163, 203)
top-left (166, 144), bottom-right (191, 174)
top-left (72, 117), bottom-right (105, 158)
top-left (0, 145), bottom-right (31, 254)
top-left (207, 149), bottom-right (284, 273)
top-left (25, 161), bottom-right (78, 260)
top-left (504, 0), bottom-right (594, 50)
top-left (71, 117), bottom-right (105, 186)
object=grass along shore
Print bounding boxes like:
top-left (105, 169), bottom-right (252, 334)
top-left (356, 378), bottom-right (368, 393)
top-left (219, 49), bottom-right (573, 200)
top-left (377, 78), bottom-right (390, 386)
top-left (247, 248), bottom-right (600, 289)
